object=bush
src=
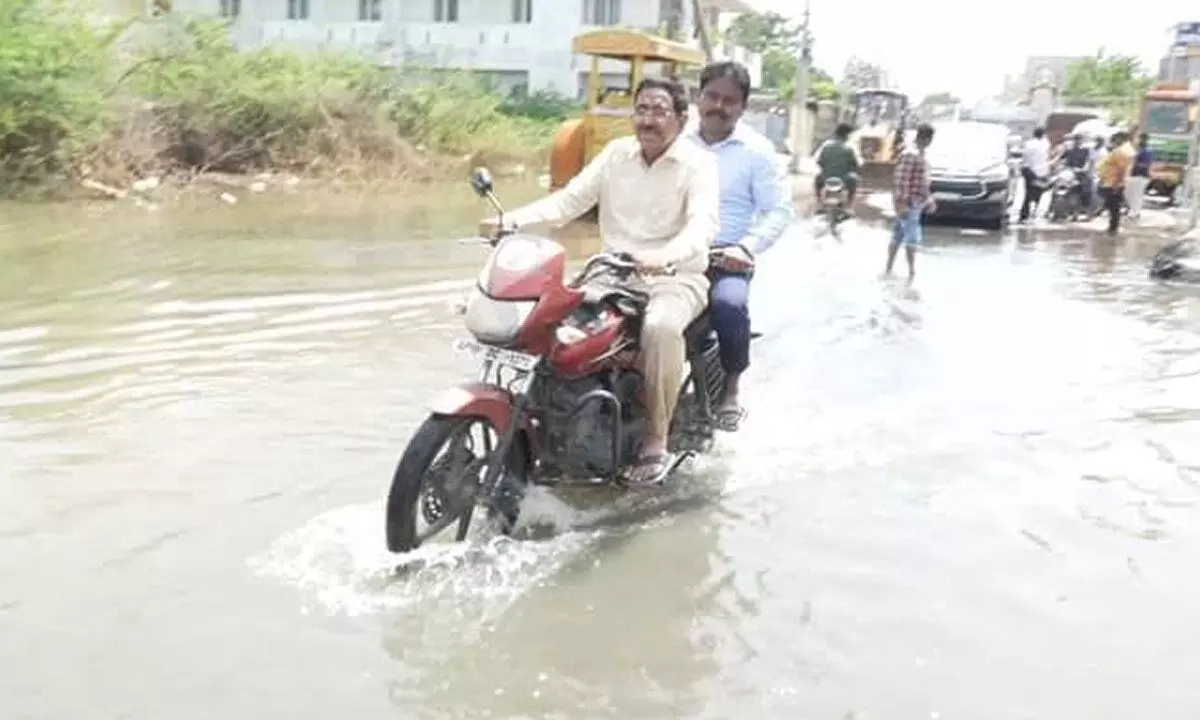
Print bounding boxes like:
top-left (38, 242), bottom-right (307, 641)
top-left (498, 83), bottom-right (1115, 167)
top-left (0, 8), bottom-right (562, 191)
top-left (0, 0), bottom-right (121, 185)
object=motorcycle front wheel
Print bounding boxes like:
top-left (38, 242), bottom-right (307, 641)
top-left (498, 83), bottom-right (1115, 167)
top-left (385, 414), bottom-right (528, 553)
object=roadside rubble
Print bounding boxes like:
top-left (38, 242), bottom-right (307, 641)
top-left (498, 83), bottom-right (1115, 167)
top-left (77, 170), bottom-right (303, 206)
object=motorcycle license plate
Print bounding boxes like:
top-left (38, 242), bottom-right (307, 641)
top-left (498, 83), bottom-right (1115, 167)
top-left (451, 337), bottom-right (539, 372)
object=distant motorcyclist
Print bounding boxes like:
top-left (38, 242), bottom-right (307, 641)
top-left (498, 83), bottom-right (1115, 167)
top-left (1058, 134), bottom-right (1094, 211)
top-left (814, 123), bottom-right (861, 206)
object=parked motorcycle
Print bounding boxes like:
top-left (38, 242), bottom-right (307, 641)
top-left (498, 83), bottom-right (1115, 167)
top-left (816, 176), bottom-right (851, 240)
top-left (1149, 232), bottom-right (1200, 282)
top-left (384, 168), bottom-right (736, 553)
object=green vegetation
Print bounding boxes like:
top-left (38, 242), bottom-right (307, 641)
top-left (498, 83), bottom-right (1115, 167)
top-left (1064, 50), bottom-right (1154, 123)
top-left (723, 11), bottom-right (839, 102)
top-left (0, 0), bottom-right (571, 195)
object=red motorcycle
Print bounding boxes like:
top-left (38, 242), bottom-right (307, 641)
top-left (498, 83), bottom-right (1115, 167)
top-left (384, 169), bottom-right (734, 552)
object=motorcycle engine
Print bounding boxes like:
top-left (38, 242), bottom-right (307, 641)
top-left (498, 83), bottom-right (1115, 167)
top-left (536, 372), bottom-right (645, 478)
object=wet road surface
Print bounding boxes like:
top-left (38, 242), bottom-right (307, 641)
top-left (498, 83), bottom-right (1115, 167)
top-left (2, 187), bottom-right (1200, 719)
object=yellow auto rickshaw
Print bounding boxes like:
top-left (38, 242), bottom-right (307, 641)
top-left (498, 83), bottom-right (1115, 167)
top-left (548, 29), bottom-right (706, 195)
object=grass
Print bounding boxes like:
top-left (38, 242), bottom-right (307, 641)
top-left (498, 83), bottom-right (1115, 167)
top-left (0, 1), bottom-right (576, 196)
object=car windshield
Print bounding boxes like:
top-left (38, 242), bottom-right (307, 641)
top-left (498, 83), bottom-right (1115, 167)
top-left (924, 125), bottom-right (1007, 170)
top-left (1144, 100), bottom-right (1191, 135)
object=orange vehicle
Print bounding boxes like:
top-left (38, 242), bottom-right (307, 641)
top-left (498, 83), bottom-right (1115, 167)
top-left (1138, 83), bottom-right (1197, 202)
top-left (548, 29), bottom-right (705, 198)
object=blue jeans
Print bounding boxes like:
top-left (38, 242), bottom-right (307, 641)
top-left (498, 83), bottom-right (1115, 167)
top-left (891, 204), bottom-right (923, 247)
top-left (709, 269), bottom-right (751, 375)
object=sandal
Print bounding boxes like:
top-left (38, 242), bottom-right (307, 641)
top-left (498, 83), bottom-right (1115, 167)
top-left (714, 404), bottom-right (746, 432)
top-left (623, 452), bottom-right (677, 487)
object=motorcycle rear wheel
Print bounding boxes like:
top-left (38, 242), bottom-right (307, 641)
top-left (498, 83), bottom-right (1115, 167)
top-left (385, 414), bottom-right (528, 553)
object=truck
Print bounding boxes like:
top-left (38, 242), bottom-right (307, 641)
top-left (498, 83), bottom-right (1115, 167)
top-left (1138, 83), bottom-right (1197, 203)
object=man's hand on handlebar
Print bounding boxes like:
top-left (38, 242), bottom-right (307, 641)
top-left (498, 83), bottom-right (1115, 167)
top-left (477, 217), bottom-right (516, 240)
top-left (710, 244), bottom-right (755, 272)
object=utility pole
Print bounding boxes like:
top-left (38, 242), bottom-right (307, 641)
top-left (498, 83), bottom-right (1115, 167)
top-left (1188, 121), bottom-right (1200, 230)
top-left (1187, 79), bottom-right (1200, 230)
top-left (788, 0), bottom-right (813, 174)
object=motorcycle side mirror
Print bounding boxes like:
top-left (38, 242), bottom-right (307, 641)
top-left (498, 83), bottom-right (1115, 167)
top-left (469, 166), bottom-right (505, 243)
top-left (469, 167), bottom-right (494, 197)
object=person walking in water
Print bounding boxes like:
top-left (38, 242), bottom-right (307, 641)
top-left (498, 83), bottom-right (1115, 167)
top-left (1018, 126), bottom-right (1051, 223)
top-left (1126, 132), bottom-right (1154, 221)
top-left (885, 123), bottom-right (935, 282)
top-left (1098, 131), bottom-right (1135, 236)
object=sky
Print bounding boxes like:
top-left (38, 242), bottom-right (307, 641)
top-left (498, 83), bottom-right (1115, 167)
top-left (756, 0), bottom-right (1196, 102)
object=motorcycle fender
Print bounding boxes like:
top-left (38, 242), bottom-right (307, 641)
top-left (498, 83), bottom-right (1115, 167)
top-left (429, 382), bottom-right (515, 433)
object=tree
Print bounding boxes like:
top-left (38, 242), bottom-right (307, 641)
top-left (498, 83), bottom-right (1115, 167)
top-left (725, 11), bottom-right (799, 93)
top-left (919, 92), bottom-right (959, 108)
top-left (841, 57), bottom-right (885, 91)
top-left (1063, 50), bottom-right (1152, 106)
top-left (724, 10), bottom-right (837, 101)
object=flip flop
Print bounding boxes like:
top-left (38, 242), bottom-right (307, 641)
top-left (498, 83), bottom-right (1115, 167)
top-left (714, 405), bottom-right (745, 432)
top-left (622, 453), bottom-right (677, 487)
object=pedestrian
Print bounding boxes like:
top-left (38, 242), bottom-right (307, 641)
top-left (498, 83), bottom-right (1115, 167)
top-left (1097, 131), bottom-right (1135, 236)
top-left (1091, 136), bottom-right (1109, 216)
top-left (1018, 126), bottom-right (1051, 223)
top-left (1127, 132), bottom-right (1154, 221)
top-left (885, 123), bottom-right (935, 283)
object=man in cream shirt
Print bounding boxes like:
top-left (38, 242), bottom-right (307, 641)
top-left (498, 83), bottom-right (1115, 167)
top-left (497, 77), bottom-right (719, 485)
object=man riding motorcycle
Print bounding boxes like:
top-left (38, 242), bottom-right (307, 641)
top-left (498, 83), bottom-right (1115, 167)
top-left (1058, 133), bottom-right (1094, 212)
top-left (814, 122), bottom-right (861, 207)
top-left (487, 77), bottom-right (719, 486)
top-left (685, 60), bottom-right (794, 432)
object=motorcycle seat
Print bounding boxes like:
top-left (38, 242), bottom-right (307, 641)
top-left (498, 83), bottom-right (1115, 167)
top-left (580, 283), bottom-right (648, 317)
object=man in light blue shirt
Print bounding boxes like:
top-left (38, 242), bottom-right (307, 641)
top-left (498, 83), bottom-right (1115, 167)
top-left (686, 61), bottom-right (795, 431)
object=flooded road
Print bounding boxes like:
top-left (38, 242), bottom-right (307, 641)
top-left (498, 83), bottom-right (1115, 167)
top-left (3, 185), bottom-right (1200, 720)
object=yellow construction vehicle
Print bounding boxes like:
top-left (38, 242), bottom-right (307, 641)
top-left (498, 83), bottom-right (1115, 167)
top-left (547, 29), bottom-right (706, 196)
top-left (848, 88), bottom-right (910, 189)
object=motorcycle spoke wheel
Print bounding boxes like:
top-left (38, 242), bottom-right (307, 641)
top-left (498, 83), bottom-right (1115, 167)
top-left (413, 421), bottom-right (495, 546)
top-left (385, 416), bottom-right (502, 552)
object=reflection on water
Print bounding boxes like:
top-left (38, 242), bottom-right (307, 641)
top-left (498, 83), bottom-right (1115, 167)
top-left (3, 190), bottom-right (1200, 720)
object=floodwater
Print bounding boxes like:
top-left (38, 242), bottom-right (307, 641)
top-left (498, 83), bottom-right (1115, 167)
top-left (2, 183), bottom-right (1200, 720)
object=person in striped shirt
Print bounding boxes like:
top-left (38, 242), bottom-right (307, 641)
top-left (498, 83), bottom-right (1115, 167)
top-left (885, 123), bottom-right (936, 282)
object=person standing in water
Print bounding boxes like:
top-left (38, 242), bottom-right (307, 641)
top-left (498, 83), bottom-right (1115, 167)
top-left (1127, 132), bottom-right (1154, 221)
top-left (885, 123), bottom-right (935, 282)
top-left (1098, 131), bottom-right (1135, 236)
top-left (685, 60), bottom-right (794, 432)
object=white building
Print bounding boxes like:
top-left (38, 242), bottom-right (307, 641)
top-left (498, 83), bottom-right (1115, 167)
top-left (161, 0), bottom-right (762, 98)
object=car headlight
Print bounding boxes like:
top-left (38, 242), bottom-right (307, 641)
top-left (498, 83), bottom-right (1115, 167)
top-left (979, 163), bottom-right (1009, 183)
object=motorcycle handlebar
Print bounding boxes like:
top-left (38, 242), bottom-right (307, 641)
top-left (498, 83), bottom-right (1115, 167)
top-left (576, 252), bottom-right (675, 283)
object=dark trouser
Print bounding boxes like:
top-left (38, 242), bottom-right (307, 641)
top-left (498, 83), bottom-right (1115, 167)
top-left (1019, 168), bottom-right (1044, 221)
top-left (708, 267), bottom-right (752, 375)
top-left (1101, 186), bottom-right (1123, 234)
top-left (813, 174), bottom-right (858, 205)
top-left (1075, 171), bottom-right (1093, 211)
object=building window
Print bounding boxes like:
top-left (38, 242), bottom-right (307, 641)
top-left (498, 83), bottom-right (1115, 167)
top-left (582, 0), bottom-right (620, 25)
top-left (219, 0), bottom-right (239, 16)
top-left (287, 0), bottom-right (309, 20)
top-left (434, 0), bottom-right (459, 22)
top-left (358, 0), bottom-right (381, 21)
top-left (511, 0), bottom-right (531, 23)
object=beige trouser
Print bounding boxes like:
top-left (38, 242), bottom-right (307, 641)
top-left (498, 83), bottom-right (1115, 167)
top-left (1126, 176), bottom-right (1149, 218)
top-left (636, 274), bottom-right (708, 439)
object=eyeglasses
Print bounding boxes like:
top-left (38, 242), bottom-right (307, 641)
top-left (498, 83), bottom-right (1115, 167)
top-left (633, 105), bottom-right (675, 119)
